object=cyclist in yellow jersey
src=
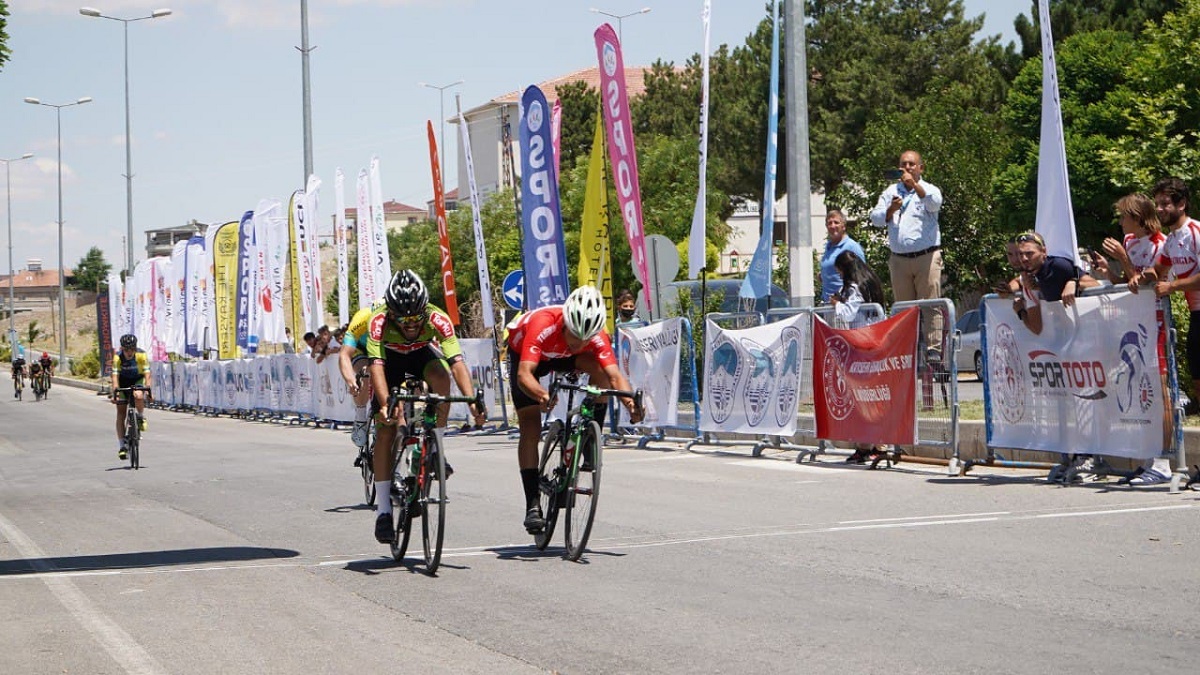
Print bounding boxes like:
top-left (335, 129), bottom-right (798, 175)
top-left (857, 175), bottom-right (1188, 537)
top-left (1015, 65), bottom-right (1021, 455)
top-left (365, 270), bottom-right (486, 545)
top-left (110, 334), bottom-right (153, 460)
top-left (340, 304), bottom-right (381, 461)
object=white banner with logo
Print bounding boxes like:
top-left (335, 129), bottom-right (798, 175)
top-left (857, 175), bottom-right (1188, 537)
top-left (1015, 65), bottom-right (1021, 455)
top-left (443, 337), bottom-right (501, 422)
top-left (616, 318), bottom-right (683, 427)
top-left (700, 313), bottom-right (807, 435)
top-left (985, 292), bottom-right (1162, 459)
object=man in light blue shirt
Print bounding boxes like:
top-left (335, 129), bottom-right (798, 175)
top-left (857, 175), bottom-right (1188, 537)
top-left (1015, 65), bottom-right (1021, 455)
top-left (869, 149), bottom-right (945, 356)
top-left (819, 208), bottom-right (866, 302)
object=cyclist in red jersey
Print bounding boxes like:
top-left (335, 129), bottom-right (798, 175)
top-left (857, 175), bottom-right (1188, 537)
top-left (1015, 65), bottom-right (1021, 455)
top-left (506, 285), bottom-right (642, 533)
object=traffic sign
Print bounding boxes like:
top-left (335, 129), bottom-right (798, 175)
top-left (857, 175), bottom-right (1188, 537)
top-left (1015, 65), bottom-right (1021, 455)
top-left (502, 270), bottom-right (524, 310)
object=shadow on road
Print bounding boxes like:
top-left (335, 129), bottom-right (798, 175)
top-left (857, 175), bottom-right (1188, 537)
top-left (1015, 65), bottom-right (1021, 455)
top-left (0, 546), bottom-right (300, 576)
top-left (324, 503), bottom-right (374, 513)
top-left (342, 557), bottom-right (468, 575)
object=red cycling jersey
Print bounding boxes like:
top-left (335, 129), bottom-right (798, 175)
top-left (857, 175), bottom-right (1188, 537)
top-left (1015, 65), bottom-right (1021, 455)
top-left (506, 305), bottom-right (616, 367)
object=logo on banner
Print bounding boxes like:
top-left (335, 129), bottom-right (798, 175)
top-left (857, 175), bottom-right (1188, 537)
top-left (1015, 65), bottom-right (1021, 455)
top-left (741, 339), bottom-right (774, 427)
top-left (283, 364), bottom-right (296, 404)
top-left (619, 332), bottom-right (633, 375)
top-left (225, 369), bottom-right (237, 409)
top-left (775, 327), bottom-right (803, 427)
top-left (708, 334), bottom-right (743, 424)
top-left (527, 100), bottom-right (544, 132)
top-left (821, 335), bottom-right (855, 421)
top-left (603, 42), bottom-right (617, 75)
top-left (990, 324), bottom-right (1027, 424)
top-left (1115, 325), bottom-right (1156, 414)
top-left (1026, 349), bottom-right (1107, 400)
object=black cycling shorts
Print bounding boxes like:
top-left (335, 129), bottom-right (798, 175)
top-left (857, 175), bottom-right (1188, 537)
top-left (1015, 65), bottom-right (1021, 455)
top-left (508, 350), bottom-right (577, 410)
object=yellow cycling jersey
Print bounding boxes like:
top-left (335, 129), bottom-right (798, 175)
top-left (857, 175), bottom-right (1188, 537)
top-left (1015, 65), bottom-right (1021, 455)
top-left (343, 304), bottom-right (383, 351)
top-left (113, 349), bottom-right (150, 384)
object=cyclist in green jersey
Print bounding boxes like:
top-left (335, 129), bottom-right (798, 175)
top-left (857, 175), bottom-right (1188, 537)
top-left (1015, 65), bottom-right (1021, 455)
top-left (366, 270), bottom-right (486, 544)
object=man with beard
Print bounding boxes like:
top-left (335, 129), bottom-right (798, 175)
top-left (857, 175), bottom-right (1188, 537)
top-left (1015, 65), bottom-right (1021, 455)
top-left (1150, 177), bottom-right (1200, 408)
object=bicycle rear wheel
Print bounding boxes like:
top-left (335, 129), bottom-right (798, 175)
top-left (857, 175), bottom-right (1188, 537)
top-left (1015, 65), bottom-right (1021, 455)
top-left (421, 432), bottom-right (447, 573)
top-left (535, 420), bottom-right (565, 551)
top-left (564, 420), bottom-right (603, 561)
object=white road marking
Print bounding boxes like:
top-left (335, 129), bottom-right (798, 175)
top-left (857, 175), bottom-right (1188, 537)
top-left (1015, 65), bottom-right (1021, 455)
top-left (840, 511), bottom-right (1011, 525)
top-left (614, 452), bottom-right (704, 463)
top-left (1033, 505), bottom-right (1193, 519)
top-left (0, 511), bottom-right (166, 674)
top-left (725, 459), bottom-right (837, 474)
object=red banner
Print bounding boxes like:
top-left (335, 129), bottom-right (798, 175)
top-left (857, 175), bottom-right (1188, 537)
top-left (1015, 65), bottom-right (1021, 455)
top-left (813, 308), bottom-right (919, 445)
top-left (427, 121), bottom-right (460, 325)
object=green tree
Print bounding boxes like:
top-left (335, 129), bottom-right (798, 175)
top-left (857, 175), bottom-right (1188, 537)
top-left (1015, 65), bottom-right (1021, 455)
top-left (806, 0), bottom-right (1011, 195)
top-left (1014, 0), bottom-right (1180, 58)
top-left (71, 246), bottom-right (112, 291)
top-left (0, 2), bottom-right (9, 72)
top-left (1101, 0), bottom-right (1200, 188)
top-left (993, 30), bottom-right (1140, 248)
top-left (832, 78), bottom-right (1015, 300)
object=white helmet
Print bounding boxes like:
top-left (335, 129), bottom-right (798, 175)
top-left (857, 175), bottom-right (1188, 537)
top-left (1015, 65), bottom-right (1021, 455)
top-left (563, 285), bottom-right (607, 340)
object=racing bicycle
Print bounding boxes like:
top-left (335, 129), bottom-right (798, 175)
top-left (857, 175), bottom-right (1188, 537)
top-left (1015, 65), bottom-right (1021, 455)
top-left (12, 368), bottom-right (23, 400)
top-left (535, 373), bottom-right (642, 561)
top-left (114, 385), bottom-right (152, 470)
top-left (385, 380), bottom-right (484, 574)
top-left (354, 369), bottom-right (376, 507)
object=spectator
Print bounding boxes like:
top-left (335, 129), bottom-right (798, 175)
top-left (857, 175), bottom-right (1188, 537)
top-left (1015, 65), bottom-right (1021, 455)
top-left (829, 250), bottom-right (884, 327)
top-left (615, 288), bottom-right (640, 325)
top-left (1093, 193), bottom-right (1170, 485)
top-left (869, 150), bottom-right (944, 360)
top-left (283, 327), bottom-right (296, 354)
top-left (1010, 231), bottom-right (1078, 337)
top-left (828, 251), bottom-right (887, 465)
top-left (314, 324), bottom-right (341, 364)
top-left (820, 209), bottom-right (866, 304)
top-left (302, 331), bottom-right (317, 356)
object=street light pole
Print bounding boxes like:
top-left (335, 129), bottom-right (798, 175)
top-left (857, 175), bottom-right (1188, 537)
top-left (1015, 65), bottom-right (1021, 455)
top-left (589, 6), bottom-right (651, 44)
top-left (419, 80), bottom-right (464, 183)
top-left (79, 6), bottom-right (172, 277)
top-left (24, 96), bottom-right (93, 367)
top-left (3, 153), bottom-right (34, 351)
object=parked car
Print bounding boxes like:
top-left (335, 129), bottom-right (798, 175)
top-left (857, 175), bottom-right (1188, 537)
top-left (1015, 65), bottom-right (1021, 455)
top-left (955, 308), bottom-right (983, 381)
top-left (650, 279), bottom-right (791, 318)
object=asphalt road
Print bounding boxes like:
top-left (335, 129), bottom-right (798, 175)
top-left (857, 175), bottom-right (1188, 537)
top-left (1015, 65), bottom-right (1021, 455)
top-left (2, 384), bottom-right (1199, 674)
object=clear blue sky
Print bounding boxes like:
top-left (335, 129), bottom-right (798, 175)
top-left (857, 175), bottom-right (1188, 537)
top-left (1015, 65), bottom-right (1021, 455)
top-left (2, 0), bottom-right (1025, 275)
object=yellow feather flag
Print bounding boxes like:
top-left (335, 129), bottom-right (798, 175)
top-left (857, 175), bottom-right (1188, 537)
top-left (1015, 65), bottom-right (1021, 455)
top-left (579, 112), bottom-right (614, 333)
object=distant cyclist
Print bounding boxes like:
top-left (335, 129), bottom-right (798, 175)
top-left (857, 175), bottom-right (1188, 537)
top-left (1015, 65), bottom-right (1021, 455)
top-left (39, 351), bottom-right (54, 378)
top-left (340, 303), bottom-right (383, 463)
top-left (366, 270), bottom-right (486, 545)
top-left (110, 334), bottom-right (153, 460)
top-left (11, 354), bottom-right (25, 397)
top-left (506, 285), bottom-right (642, 534)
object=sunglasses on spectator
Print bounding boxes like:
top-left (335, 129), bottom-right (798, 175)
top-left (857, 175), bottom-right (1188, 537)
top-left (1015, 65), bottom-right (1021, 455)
top-left (1015, 232), bottom-right (1045, 247)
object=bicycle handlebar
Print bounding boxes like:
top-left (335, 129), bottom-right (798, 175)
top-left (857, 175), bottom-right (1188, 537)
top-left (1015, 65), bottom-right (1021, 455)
top-left (548, 379), bottom-right (643, 411)
top-left (386, 386), bottom-right (487, 419)
top-left (114, 385), bottom-right (153, 393)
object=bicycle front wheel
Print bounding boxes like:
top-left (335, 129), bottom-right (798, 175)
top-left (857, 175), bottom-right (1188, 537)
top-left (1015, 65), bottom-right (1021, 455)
top-left (535, 420), bottom-right (565, 551)
top-left (421, 432), bottom-right (447, 573)
top-left (127, 418), bottom-right (140, 470)
top-left (390, 449), bottom-right (414, 562)
top-left (361, 419), bottom-right (376, 506)
top-left (564, 420), bottom-right (603, 561)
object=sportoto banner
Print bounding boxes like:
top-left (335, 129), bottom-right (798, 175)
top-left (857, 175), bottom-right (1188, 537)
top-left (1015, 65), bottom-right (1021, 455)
top-left (617, 318), bottom-right (683, 428)
top-left (235, 210), bottom-right (256, 351)
top-left (700, 313), bottom-right (807, 435)
top-left (985, 292), bottom-right (1162, 459)
top-left (813, 308), bottom-right (919, 446)
top-left (519, 85), bottom-right (570, 308)
top-left (458, 109), bottom-right (496, 329)
top-left (368, 158), bottom-right (392, 307)
top-left (594, 24), bottom-right (650, 311)
top-left (427, 120), bottom-right (461, 324)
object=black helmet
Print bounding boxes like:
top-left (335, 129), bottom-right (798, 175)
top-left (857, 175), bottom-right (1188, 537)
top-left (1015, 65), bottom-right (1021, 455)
top-left (120, 334), bottom-right (137, 349)
top-left (384, 269), bottom-right (429, 318)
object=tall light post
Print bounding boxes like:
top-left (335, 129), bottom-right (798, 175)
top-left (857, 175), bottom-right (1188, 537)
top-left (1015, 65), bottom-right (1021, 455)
top-left (3, 152), bottom-right (34, 351)
top-left (419, 80), bottom-right (463, 182)
top-left (589, 6), bottom-right (651, 44)
top-left (79, 6), bottom-right (172, 277)
top-left (24, 96), bottom-right (93, 367)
